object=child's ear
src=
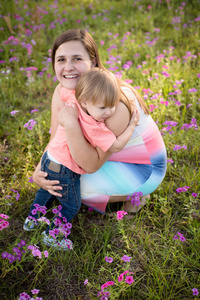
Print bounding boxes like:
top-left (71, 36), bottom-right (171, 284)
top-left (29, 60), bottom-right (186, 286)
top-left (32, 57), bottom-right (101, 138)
top-left (80, 100), bottom-right (87, 108)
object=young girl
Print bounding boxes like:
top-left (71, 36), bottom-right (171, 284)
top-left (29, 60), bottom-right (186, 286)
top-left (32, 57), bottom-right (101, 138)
top-left (24, 68), bottom-right (140, 250)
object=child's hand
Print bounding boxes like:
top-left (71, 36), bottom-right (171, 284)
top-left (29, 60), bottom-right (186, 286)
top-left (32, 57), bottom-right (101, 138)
top-left (58, 103), bottom-right (79, 128)
top-left (129, 109), bottom-right (140, 127)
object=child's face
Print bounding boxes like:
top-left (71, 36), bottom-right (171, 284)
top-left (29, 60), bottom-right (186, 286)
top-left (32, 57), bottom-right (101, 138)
top-left (81, 99), bottom-right (116, 122)
top-left (54, 41), bottom-right (94, 90)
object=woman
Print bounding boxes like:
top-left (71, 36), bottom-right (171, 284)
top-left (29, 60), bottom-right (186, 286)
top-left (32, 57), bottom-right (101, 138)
top-left (33, 29), bottom-right (167, 214)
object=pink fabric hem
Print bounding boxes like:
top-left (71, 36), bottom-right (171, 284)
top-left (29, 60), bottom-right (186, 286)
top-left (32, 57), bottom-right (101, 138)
top-left (81, 194), bottom-right (110, 214)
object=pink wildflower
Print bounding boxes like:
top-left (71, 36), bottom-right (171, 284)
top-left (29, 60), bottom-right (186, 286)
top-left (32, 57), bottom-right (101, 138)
top-left (84, 279), bottom-right (88, 285)
top-left (0, 213), bottom-right (9, 219)
top-left (125, 275), bottom-right (134, 284)
top-left (31, 289), bottom-right (39, 295)
top-left (118, 273), bottom-right (124, 282)
top-left (105, 256), bottom-right (113, 263)
top-left (121, 255), bottom-right (132, 262)
top-left (10, 110), bottom-right (19, 115)
top-left (101, 281), bottom-right (115, 290)
top-left (116, 210), bottom-right (127, 220)
top-left (43, 250), bottom-right (48, 258)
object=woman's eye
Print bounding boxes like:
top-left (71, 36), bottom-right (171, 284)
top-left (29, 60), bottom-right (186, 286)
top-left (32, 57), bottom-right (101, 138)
top-left (58, 58), bottom-right (64, 62)
top-left (74, 57), bottom-right (81, 61)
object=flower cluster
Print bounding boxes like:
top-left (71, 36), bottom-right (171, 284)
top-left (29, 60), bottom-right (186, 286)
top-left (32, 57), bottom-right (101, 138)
top-left (167, 159), bottom-right (174, 164)
top-left (127, 192), bottom-right (143, 207)
top-left (48, 216), bottom-right (73, 249)
top-left (162, 120), bottom-right (178, 135)
top-left (176, 186), bottom-right (190, 193)
top-left (173, 145), bottom-right (187, 151)
top-left (11, 189), bottom-right (20, 201)
top-left (98, 290), bottom-right (111, 300)
top-left (180, 118), bottom-right (198, 131)
top-left (27, 245), bottom-right (48, 259)
top-left (18, 288), bottom-right (42, 300)
top-left (37, 216), bottom-right (50, 225)
top-left (118, 270), bottom-right (134, 284)
top-left (188, 88), bottom-right (197, 93)
top-left (46, 206), bottom-right (73, 249)
top-left (95, 254), bottom-right (134, 299)
top-left (116, 210), bottom-right (127, 220)
top-left (173, 232), bottom-right (186, 242)
top-left (27, 204), bottom-right (48, 228)
top-left (24, 119), bottom-right (37, 130)
top-left (0, 213), bottom-right (9, 230)
top-left (2, 239), bottom-right (49, 263)
top-left (98, 281), bottom-right (114, 299)
top-left (2, 240), bottom-right (26, 263)
top-left (31, 204), bottom-right (47, 217)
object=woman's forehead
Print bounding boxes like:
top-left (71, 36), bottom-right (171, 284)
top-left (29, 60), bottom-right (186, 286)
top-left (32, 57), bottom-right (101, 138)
top-left (56, 41), bottom-right (89, 57)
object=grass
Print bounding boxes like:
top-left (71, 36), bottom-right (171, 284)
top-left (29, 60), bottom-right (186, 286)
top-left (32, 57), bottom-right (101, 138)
top-left (0, 0), bottom-right (200, 299)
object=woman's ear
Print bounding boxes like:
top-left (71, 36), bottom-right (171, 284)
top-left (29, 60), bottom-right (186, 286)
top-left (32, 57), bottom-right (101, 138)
top-left (91, 57), bottom-right (97, 68)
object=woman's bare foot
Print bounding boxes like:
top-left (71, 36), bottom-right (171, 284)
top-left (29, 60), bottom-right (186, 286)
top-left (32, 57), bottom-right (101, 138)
top-left (123, 195), bottom-right (150, 213)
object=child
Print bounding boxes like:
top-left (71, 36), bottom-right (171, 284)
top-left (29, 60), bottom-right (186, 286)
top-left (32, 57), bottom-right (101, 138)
top-left (24, 68), bottom-right (140, 250)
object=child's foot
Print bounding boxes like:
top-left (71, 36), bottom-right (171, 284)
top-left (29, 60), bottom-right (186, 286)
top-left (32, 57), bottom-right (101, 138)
top-left (41, 231), bottom-right (73, 251)
top-left (123, 195), bottom-right (150, 213)
top-left (23, 217), bottom-right (38, 231)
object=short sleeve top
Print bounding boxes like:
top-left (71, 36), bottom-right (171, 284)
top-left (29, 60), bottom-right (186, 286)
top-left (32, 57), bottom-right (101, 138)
top-left (47, 88), bottom-right (116, 174)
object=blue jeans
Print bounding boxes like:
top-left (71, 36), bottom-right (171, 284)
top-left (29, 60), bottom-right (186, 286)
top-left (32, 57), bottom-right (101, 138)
top-left (29, 152), bottom-right (81, 225)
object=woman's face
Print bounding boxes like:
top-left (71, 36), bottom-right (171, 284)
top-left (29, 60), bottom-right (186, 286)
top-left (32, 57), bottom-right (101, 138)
top-left (54, 40), bottom-right (94, 90)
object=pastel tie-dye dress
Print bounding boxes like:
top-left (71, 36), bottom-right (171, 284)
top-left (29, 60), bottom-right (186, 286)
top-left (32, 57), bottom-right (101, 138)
top-left (80, 87), bottom-right (167, 213)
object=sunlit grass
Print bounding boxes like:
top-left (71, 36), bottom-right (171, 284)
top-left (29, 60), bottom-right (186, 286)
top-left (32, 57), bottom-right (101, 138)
top-left (0, 0), bottom-right (200, 299)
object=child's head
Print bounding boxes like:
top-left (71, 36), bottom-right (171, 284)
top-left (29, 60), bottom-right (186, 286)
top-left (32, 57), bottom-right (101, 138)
top-left (75, 68), bottom-right (121, 122)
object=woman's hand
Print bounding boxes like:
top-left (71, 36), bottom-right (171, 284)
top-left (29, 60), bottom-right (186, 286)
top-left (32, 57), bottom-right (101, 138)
top-left (33, 166), bottom-right (63, 197)
top-left (129, 109), bottom-right (140, 127)
top-left (58, 103), bottom-right (79, 128)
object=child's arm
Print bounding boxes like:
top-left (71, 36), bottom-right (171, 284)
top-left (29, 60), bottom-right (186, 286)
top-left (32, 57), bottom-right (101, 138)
top-left (108, 109), bottom-right (140, 153)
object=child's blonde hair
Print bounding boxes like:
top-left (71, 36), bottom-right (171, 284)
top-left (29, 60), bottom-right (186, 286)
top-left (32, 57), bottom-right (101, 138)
top-left (75, 68), bottom-right (121, 108)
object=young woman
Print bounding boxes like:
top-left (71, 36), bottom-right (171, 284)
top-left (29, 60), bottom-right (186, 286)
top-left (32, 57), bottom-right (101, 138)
top-left (32, 29), bottom-right (167, 216)
top-left (24, 68), bottom-right (139, 250)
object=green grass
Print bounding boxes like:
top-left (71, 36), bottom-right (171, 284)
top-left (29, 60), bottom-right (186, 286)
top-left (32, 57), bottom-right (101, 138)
top-left (0, 0), bottom-right (200, 299)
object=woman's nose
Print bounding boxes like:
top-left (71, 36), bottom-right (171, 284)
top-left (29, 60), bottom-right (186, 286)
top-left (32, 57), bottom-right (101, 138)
top-left (64, 60), bottom-right (75, 71)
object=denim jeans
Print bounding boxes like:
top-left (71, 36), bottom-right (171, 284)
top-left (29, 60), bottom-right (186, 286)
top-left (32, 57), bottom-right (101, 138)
top-left (29, 152), bottom-right (81, 225)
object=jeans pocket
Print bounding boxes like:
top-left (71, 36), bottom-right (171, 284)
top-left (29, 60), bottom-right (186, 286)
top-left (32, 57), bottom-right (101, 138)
top-left (58, 183), bottom-right (69, 201)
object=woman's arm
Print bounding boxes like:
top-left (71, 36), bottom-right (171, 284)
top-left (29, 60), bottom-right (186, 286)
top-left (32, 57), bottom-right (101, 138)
top-left (32, 84), bottom-right (65, 196)
top-left (108, 108), bottom-right (140, 153)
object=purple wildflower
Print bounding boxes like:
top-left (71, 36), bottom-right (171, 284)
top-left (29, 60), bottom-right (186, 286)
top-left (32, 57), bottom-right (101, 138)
top-left (191, 193), bottom-right (198, 197)
top-left (192, 288), bottom-right (199, 296)
top-left (121, 255), bottom-right (132, 262)
top-left (105, 256), bottom-right (113, 263)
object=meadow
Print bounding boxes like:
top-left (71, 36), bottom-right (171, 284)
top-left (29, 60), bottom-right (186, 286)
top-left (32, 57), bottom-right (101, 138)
top-left (0, 0), bottom-right (200, 299)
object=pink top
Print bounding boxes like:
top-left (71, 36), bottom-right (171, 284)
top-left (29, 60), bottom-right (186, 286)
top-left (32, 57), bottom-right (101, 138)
top-left (48, 88), bottom-right (116, 174)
